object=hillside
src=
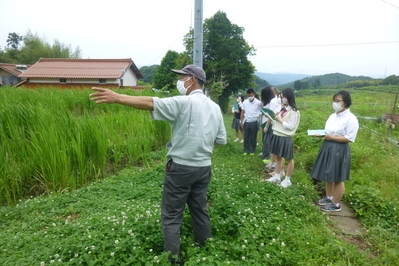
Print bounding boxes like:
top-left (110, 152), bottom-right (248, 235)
top-left (279, 73), bottom-right (374, 88)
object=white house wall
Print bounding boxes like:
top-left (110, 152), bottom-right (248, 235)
top-left (123, 68), bottom-right (138, 86)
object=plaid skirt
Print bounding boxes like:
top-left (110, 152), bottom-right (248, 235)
top-left (270, 134), bottom-right (294, 160)
top-left (310, 140), bottom-right (351, 182)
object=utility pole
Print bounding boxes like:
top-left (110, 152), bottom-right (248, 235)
top-left (193, 0), bottom-right (203, 68)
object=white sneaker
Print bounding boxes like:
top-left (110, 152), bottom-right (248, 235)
top-left (280, 178), bottom-right (292, 188)
top-left (266, 175), bottom-right (281, 183)
top-left (233, 138), bottom-right (239, 142)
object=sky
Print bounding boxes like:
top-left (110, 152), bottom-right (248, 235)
top-left (1, 0), bottom-right (399, 78)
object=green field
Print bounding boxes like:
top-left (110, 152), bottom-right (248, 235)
top-left (0, 86), bottom-right (398, 264)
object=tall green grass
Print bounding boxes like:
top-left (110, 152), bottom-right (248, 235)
top-left (0, 87), bottom-right (170, 205)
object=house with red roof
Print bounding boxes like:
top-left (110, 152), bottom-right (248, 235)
top-left (18, 58), bottom-right (144, 89)
top-left (0, 63), bottom-right (30, 86)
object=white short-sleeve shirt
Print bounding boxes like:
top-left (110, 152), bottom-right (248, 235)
top-left (325, 109), bottom-right (359, 142)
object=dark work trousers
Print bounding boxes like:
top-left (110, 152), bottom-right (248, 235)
top-left (262, 126), bottom-right (273, 160)
top-left (162, 159), bottom-right (212, 258)
top-left (243, 121), bottom-right (259, 153)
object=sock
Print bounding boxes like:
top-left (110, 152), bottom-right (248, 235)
top-left (334, 202), bottom-right (340, 207)
top-left (327, 196), bottom-right (333, 200)
top-left (284, 176), bottom-right (290, 180)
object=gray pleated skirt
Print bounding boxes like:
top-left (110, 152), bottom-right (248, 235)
top-left (270, 135), bottom-right (294, 160)
top-left (231, 117), bottom-right (241, 130)
top-left (310, 140), bottom-right (351, 182)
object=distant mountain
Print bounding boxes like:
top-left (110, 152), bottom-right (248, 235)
top-left (255, 72), bottom-right (311, 86)
top-left (279, 73), bottom-right (373, 88)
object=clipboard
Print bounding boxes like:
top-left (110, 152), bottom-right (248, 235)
top-left (307, 130), bottom-right (326, 136)
top-left (259, 107), bottom-right (275, 120)
top-left (233, 102), bottom-right (239, 111)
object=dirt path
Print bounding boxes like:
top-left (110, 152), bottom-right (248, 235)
top-left (321, 202), bottom-right (375, 258)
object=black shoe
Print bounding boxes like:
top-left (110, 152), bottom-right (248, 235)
top-left (169, 255), bottom-right (184, 265)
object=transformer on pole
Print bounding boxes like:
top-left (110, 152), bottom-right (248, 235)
top-left (193, 0), bottom-right (203, 68)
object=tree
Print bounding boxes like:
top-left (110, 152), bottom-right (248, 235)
top-left (203, 11), bottom-right (256, 112)
top-left (0, 30), bottom-right (81, 64)
top-left (152, 50), bottom-right (182, 91)
top-left (314, 78), bottom-right (321, 89)
top-left (6, 32), bottom-right (23, 50)
top-left (139, 65), bottom-right (159, 84)
top-left (382, 75), bottom-right (399, 85)
top-left (293, 80), bottom-right (302, 91)
top-left (183, 11), bottom-right (255, 112)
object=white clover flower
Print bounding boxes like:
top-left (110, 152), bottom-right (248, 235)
top-left (242, 256), bottom-right (246, 260)
top-left (154, 256), bottom-right (159, 260)
top-left (277, 226), bottom-right (280, 231)
top-left (40, 262), bottom-right (45, 266)
top-left (115, 240), bottom-right (119, 244)
top-left (282, 242), bottom-right (286, 247)
top-left (149, 249), bottom-right (153, 252)
top-left (75, 254), bottom-right (79, 257)
top-left (91, 246), bottom-right (95, 250)
top-left (50, 260), bottom-right (55, 264)
top-left (244, 239), bottom-right (248, 243)
top-left (110, 252), bottom-right (115, 256)
top-left (242, 245), bottom-right (246, 249)
top-left (202, 257), bottom-right (207, 261)
top-left (272, 238), bottom-right (276, 242)
top-left (128, 230), bottom-right (132, 234)
top-left (261, 243), bottom-right (265, 247)
top-left (266, 254), bottom-right (270, 258)
top-left (54, 254), bottom-right (59, 258)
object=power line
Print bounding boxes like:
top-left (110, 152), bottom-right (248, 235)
top-left (381, 0), bottom-right (399, 9)
top-left (256, 41), bottom-right (399, 49)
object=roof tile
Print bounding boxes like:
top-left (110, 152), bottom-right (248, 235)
top-left (19, 58), bottom-right (143, 79)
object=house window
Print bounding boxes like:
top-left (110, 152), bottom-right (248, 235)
top-left (99, 78), bottom-right (107, 84)
top-left (60, 78), bottom-right (67, 83)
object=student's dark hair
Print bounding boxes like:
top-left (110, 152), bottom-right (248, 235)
top-left (261, 86), bottom-right (274, 106)
top-left (238, 95), bottom-right (245, 102)
top-left (281, 88), bottom-right (298, 111)
top-left (246, 88), bottom-right (255, 95)
top-left (333, 90), bottom-right (352, 108)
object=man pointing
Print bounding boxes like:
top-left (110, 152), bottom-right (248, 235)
top-left (90, 64), bottom-right (226, 263)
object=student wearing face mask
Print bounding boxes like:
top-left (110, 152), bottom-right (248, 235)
top-left (232, 95), bottom-right (245, 143)
top-left (240, 88), bottom-right (262, 155)
top-left (265, 88), bottom-right (300, 187)
top-left (311, 90), bottom-right (359, 212)
top-left (90, 64), bottom-right (227, 264)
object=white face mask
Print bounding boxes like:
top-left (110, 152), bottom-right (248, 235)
top-left (237, 98), bottom-right (241, 103)
top-left (176, 77), bottom-right (192, 95)
top-left (282, 98), bottom-right (288, 105)
top-left (248, 96), bottom-right (254, 101)
top-left (332, 102), bottom-right (344, 112)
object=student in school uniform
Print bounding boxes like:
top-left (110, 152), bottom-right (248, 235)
top-left (265, 88), bottom-right (300, 187)
top-left (311, 90), bottom-right (359, 212)
top-left (260, 87), bottom-right (279, 165)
